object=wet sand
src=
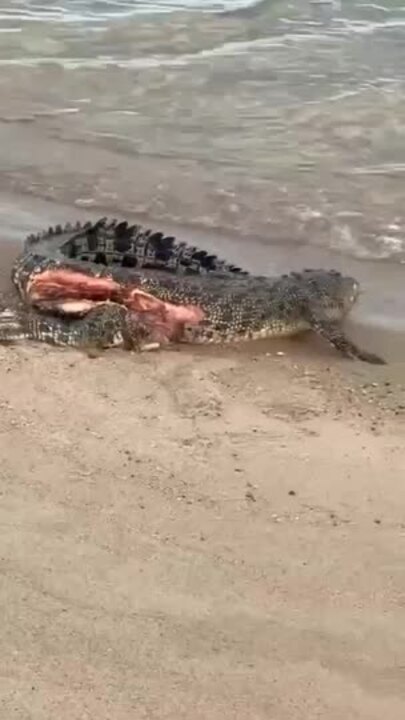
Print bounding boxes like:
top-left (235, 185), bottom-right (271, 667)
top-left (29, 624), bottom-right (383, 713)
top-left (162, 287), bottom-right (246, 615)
top-left (0, 195), bottom-right (405, 718)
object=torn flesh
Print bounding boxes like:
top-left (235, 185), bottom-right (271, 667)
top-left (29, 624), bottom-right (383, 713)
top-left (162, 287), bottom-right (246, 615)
top-left (26, 268), bottom-right (205, 342)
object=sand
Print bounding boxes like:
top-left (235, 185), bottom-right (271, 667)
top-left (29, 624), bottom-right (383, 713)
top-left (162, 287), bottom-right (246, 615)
top-left (0, 215), bottom-right (405, 719)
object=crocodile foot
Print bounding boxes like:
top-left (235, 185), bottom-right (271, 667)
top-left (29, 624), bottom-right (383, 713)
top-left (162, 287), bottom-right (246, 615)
top-left (309, 316), bottom-right (386, 365)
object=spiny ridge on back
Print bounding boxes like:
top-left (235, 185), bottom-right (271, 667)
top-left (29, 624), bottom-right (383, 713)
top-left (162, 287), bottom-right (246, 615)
top-left (25, 217), bottom-right (249, 278)
top-left (7, 215), bottom-right (385, 364)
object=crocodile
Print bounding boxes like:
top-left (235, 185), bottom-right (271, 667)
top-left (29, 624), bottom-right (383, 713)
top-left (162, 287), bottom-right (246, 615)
top-left (0, 217), bottom-right (385, 364)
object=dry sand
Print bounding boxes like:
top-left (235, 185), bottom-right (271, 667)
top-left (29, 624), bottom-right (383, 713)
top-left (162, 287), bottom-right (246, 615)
top-left (1, 226), bottom-right (405, 719)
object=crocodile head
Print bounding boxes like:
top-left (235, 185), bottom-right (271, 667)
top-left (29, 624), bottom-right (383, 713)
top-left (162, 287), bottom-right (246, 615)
top-left (299, 269), bottom-right (360, 319)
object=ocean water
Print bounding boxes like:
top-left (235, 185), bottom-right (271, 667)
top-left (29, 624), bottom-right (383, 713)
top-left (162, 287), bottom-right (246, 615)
top-left (0, 0), bottom-right (405, 265)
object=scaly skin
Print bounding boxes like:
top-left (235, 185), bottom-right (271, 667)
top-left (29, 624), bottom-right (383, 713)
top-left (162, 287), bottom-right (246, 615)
top-left (0, 304), bottom-right (158, 351)
top-left (1, 217), bottom-right (385, 364)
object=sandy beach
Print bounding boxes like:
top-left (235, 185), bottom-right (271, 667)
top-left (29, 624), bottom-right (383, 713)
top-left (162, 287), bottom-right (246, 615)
top-left (1, 0), bottom-right (404, 714)
top-left (1, 204), bottom-right (405, 719)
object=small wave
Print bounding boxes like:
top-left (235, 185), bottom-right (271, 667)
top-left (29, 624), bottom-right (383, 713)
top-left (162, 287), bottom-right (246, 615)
top-left (346, 164), bottom-right (405, 176)
top-left (0, 0), bottom-right (268, 23)
top-left (337, 18), bottom-right (405, 34)
top-left (1, 16), bottom-right (404, 72)
top-left (3, 0), bottom-right (405, 26)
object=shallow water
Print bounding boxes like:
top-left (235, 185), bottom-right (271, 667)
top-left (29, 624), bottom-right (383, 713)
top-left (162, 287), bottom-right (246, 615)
top-left (0, 0), bottom-right (404, 332)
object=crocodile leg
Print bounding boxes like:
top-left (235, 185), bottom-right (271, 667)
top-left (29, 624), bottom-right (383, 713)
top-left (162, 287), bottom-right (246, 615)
top-left (0, 304), bottom-right (159, 351)
top-left (0, 305), bottom-right (124, 349)
top-left (309, 315), bottom-right (386, 365)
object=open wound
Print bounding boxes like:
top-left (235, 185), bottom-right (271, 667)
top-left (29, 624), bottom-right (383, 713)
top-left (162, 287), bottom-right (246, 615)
top-left (26, 268), bottom-right (205, 340)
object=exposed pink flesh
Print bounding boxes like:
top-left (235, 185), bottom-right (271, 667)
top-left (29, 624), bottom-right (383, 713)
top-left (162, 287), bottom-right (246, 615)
top-left (127, 288), bottom-right (204, 323)
top-left (27, 269), bottom-right (122, 302)
top-left (126, 289), bottom-right (204, 341)
top-left (28, 269), bottom-right (205, 340)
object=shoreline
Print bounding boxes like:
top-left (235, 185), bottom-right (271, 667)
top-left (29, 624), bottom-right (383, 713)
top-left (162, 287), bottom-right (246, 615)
top-left (0, 190), bottom-right (404, 365)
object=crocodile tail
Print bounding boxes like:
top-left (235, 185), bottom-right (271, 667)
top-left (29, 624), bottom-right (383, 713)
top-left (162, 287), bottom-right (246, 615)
top-left (0, 309), bottom-right (28, 343)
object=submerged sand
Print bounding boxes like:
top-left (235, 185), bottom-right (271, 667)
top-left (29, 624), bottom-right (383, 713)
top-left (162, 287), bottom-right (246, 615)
top-left (0, 207), bottom-right (405, 719)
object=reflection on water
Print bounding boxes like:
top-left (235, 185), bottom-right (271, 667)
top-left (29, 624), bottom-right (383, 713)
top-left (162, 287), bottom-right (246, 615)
top-left (0, 0), bottom-right (404, 261)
